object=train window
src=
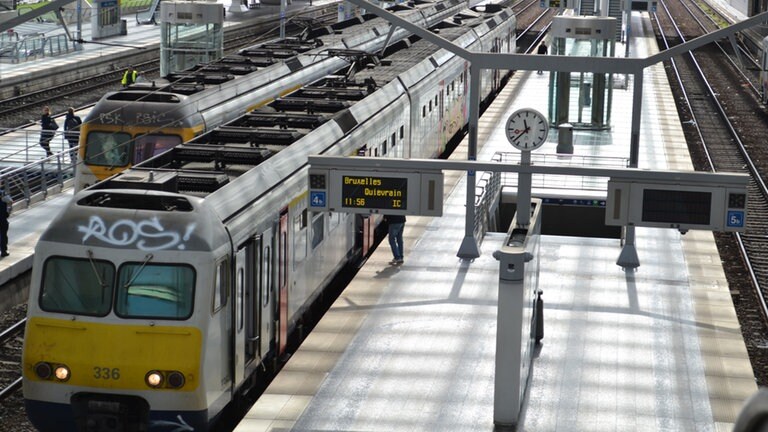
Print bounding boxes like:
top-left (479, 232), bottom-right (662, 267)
top-left (133, 134), bottom-right (182, 164)
top-left (294, 209), bottom-right (308, 265)
top-left (400, 126), bottom-right (404, 139)
top-left (215, 259), bottom-right (228, 313)
top-left (435, 95), bottom-right (438, 106)
top-left (84, 131), bottom-right (132, 167)
top-left (429, 100), bottom-right (432, 112)
top-left (237, 267), bottom-right (244, 330)
top-left (40, 257), bottom-right (115, 316)
top-left (262, 245), bottom-right (271, 307)
top-left (115, 263), bottom-right (195, 320)
top-left (390, 133), bottom-right (396, 150)
top-left (311, 212), bottom-right (324, 250)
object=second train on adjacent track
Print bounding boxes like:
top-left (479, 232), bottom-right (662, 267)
top-left (23, 2), bottom-right (516, 431)
top-left (74, 0), bottom-right (469, 191)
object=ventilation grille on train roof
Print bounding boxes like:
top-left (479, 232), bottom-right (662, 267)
top-left (271, 98), bottom-right (353, 113)
top-left (218, 56), bottom-right (277, 68)
top-left (165, 72), bottom-right (235, 85)
top-left (203, 127), bottom-right (305, 145)
top-left (238, 112), bottom-right (328, 129)
top-left (172, 145), bottom-right (273, 168)
top-left (238, 48), bottom-right (299, 59)
top-left (108, 92), bottom-right (182, 103)
top-left (77, 190), bottom-right (193, 211)
top-left (294, 86), bottom-right (369, 100)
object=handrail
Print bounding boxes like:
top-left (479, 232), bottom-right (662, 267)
top-left (0, 129), bottom-right (77, 210)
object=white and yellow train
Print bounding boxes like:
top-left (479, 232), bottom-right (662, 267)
top-left (23, 3), bottom-right (516, 431)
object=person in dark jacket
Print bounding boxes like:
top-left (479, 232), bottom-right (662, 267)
top-left (0, 189), bottom-right (12, 257)
top-left (63, 107), bottom-right (82, 162)
top-left (39, 106), bottom-right (57, 157)
top-left (536, 42), bottom-right (548, 75)
top-left (383, 214), bottom-right (406, 265)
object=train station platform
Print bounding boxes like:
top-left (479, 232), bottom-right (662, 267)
top-left (234, 11), bottom-right (758, 432)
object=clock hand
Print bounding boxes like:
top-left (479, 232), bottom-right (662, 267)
top-left (513, 129), bottom-right (527, 142)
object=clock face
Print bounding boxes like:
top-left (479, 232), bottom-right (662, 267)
top-left (505, 108), bottom-right (549, 151)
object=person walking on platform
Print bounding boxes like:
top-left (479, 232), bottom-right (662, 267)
top-left (536, 41), bottom-right (548, 75)
top-left (39, 106), bottom-right (57, 157)
top-left (0, 188), bottom-right (12, 257)
top-left (122, 65), bottom-right (138, 87)
top-left (383, 214), bottom-right (406, 265)
top-left (63, 107), bottom-right (82, 163)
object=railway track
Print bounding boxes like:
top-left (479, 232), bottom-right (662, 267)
top-left (0, 9), bottom-right (338, 130)
top-left (654, 0), bottom-right (768, 384)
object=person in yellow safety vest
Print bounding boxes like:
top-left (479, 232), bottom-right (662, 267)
top-left (122, 66), bottom-right (138, 87)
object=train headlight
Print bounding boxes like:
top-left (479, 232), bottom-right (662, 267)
top-left (145, 371), bottom-right (163, 388)
top-left (54, 365), bottom-right (71, 381)
top-left (34, 362), bottom-right (52, 380)
top-left (167, 371), bottom-right (185, 389)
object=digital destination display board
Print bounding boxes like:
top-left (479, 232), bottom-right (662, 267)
top-left (308, 166), bottom-right (443, 216)
top-left (341, 175), bottom-right (408, 210)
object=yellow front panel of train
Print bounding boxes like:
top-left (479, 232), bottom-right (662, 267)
top-left (24, 317), bottom-right (202, 391)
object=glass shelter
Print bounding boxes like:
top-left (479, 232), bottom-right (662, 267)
top-left (160, 0), bottom-right (224, 77)
top-left (548, 16), bottom-right (616, 130)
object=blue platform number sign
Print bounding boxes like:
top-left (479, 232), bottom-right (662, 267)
top-left (310, 191), bottom-right (326, 208)
top-left (727, 210), bottom-right (744, 228)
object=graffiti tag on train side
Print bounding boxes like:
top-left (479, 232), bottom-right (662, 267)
top-left (134, 111), bottom-right (168, 125)
top-left (77, 215), bottom-right (197, 251)
top-left (98, 112), bottom-right (123, 125)
top-left (97, 111), bottom-right (168, 126)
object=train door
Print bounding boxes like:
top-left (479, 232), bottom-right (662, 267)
top-left (258, 229), bottom-right (275, 362)
top-left (277, 209), bottom-right (289, 356)
top-left (233, 244), bottom-right (252, 387)
top-left (213, 257), bottom-right (232, 393)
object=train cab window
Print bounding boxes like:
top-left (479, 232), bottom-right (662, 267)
top-left (133, 134), bottom-right (182, 164)
top-left (40, 257), bottom-right (115, 316)
top-left (115, 263), bottom-right (195, 319)
top-left (213, 260), bottom-right (228, 313)
top-left (84, 131), bottom-right (132, 167)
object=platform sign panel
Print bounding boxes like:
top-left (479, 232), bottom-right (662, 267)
top-left (308, 167), bottom-right (443, 216)
top-left (341, 175), bottom-right (408, 210)
top-left (606, 178), bottom-right (748, 232)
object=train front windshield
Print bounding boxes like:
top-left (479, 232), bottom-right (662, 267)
top-left (85, 132), bottom-right (182, 167)
top-left (85, 132), bottom-right (132, 167)
top-left (40, 257), bottom-right (195, 320)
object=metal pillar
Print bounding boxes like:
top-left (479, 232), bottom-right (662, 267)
top-left (458, 63), bottom-right (481, 259)
top-left (617, 71), bottom-right (643, 269)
